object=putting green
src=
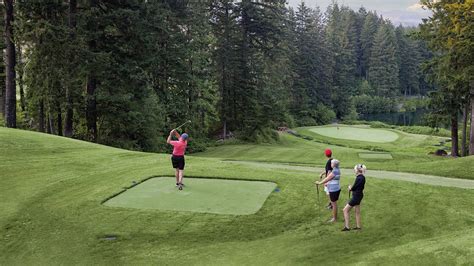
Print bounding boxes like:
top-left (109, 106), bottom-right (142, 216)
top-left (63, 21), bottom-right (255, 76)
top-left (103, 177), bottom-right (276, 215)
top-left (359, 152), bottom-right (393, 159)
top-left (309, 126), bottom-right (399, 142)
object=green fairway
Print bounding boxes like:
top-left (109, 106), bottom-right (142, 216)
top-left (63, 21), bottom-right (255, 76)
top-left (104, 177), bottom-right (276, 215)
top-left (359, 152), bottom-right (393, 159)
top-left (1, 127), bottom-right (474, 265)
top-left (309, 125), bottom-right (399, 142)
top-left (224, 160), bottom-right (474, 189)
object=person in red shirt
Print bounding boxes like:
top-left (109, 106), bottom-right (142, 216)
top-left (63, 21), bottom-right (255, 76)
top-left (316, 149), bottom-right (333, 209)
top-left (167, 130), bottom-right (188, 190)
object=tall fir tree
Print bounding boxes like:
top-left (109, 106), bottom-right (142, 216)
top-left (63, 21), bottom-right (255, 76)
top-left (326, 4), bottom-right (358, 118)
top-left (368, 22), bottom-right (400, 97)
top-left (359, 11), bottom-right (380, 79)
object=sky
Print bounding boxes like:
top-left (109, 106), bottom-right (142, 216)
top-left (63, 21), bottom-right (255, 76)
top-left (287, 0), bottom-right (431, 26)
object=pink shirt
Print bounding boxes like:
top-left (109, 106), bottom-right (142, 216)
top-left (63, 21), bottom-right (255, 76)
top-left (170, 140), bottom-right (187, 156)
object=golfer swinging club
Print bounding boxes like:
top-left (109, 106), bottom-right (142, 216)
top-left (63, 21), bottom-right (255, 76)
top-left (167, 129), bottom-right (189, 191)
top-left (342, 164), bottom-right (366, 231)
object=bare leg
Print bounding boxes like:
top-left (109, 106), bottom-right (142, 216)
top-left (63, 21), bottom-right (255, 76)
top-left (355, 205), bottom-right (361, 228)
top-left (331, 201), bottom-right (337, 221)
top-left (178, 170), bottom-right (184, 184)
top-left (175, 169), bottom-right (179, 184)
top-left (343, 204), bottom-right (352, 229)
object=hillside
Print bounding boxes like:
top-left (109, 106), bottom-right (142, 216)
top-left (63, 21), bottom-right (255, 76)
top-left (1, 127), bottom-right (473, 264)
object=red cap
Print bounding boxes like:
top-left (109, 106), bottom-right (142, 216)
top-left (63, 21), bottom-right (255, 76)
top-left (325, 149), bottom-right (332, 157)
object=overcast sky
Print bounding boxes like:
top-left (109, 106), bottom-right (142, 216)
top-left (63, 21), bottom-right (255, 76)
top-left (287, 0), bottom-right (431, 26)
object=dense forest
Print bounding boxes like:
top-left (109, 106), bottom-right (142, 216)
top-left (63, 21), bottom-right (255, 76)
top-left (0, 0), bottom-right (471, 155)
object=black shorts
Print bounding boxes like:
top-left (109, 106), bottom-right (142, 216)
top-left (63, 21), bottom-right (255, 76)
top-left (329, 189), bottom-right (341, 202)
top-left (348, 193), bottom-right (364, 206)
top-left (171, 155), bottom-right (185, 170)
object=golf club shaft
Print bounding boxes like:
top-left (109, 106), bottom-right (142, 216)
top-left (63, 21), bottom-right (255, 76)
top-left (175, 120), bottom-right (190, 131)
top-left (316, 184), bottom-right (320, 203)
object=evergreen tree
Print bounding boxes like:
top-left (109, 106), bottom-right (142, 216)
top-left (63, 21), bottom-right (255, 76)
top-left (326, 4), bottom-right (358, 118)
top-left (0, 5), bottom-right (5, 119)
top-left (396, 26), bottom-right (420, 96)
top-left (4, 0), bottom-right (16, 128)
top-left (420, 0), bottom-right (474, 156)
top-left (290, 2), bottom-right (329, 124)
top-left (6, 1), bottom-right (438, 149)
top-left (359, 11), bottom-right (379, 79)
top-left (211, 0), bottom-right (239, 137)
top-left (368, 22), bottom-right (400, 97)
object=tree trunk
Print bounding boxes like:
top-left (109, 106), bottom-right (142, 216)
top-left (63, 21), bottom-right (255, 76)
top-left (450, 112), bottom-right (459, 157)
top-left (64, 90), bottom-right (74, 136)
top-left (85, 0), bottom-right (98, 142)
top-left (4, 0), bottom-right (16, 128)
top-left (17, 45), bottom-right (26, 113)
top-left (64, 0), bottom-right (77, 137)
top-left (461, 101), bottom-right (469, 156)
top-left (223, 120), bottom-right (227, 140)
top-left (47, 112), bottom-right (52, 134)
top-left (86, 76), bottom-right (97, 142)
top-left (469, 85), bottom-right (474, 155)
top-left (57, 101), bottom-right (62, 136)
top-left (0, 85), bottom-right (4, 118)
top-left (39, 100), bottom-right (45, 132)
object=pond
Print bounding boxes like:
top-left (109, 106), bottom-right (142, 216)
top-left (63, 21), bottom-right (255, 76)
top-left (360, 110), bottom-right (427, 126)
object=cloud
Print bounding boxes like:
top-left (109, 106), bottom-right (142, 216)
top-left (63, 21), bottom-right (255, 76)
top-left (407, 3), bottom-right (424, 12)
top-left (382, 10), bottom-right (430, 26)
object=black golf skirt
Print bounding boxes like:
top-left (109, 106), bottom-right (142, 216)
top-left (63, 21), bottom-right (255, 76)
top-left (329, 189), bottom-right (341, 202)
top-left (171, 155), bottom-right (185, 170)
top-left (348, 193), bottom-right (364, 206)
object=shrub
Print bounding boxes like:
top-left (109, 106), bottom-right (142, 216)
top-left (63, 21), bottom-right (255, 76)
top-left (396, 125), bottom-right (450, 137)
top-left (352, 95), bottom-right (398, 114)
top-left (313, 103), bottom-right (336, 125)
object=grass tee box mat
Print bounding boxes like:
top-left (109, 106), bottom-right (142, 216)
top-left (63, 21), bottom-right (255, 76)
top-left (309, 126), bottom-right (399, 143)
top-left (103, 177), bottom-right (277, 215)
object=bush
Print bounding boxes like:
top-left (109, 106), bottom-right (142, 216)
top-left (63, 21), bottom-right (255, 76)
top-left (397, 126), bottom-right (450, 137)
top-left (253, 128), bottom-right (280, 143)
top-left (400, 97), bottom-right (429, 112)
top-left (186, 138), bottom-right (212, 153)
top-left (313, 103), bottom-right (336, 125)
top-left (369, 121), bottom-right (395, 129)
top-left (295, 104), bottom-right (336, 127)
top-left (352, 95), bottom-right (398, 114)
top-left (342, 106), bottom-right (358, 121)
top-left (297, 116), bottom-right (317, 127)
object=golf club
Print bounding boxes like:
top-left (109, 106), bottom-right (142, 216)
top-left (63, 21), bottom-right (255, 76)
top-left (175, 120), bottom-right (191, 131)
top-left (316, 183), bottom-right (320, 208)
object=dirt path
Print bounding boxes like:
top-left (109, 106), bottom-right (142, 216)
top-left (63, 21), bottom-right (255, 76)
top-left (224, 160), bottom-right (474, 189)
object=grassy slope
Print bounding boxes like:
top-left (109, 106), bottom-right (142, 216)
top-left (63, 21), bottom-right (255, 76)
top-left (1, 127), bottom-right (473, 265)
top-left (198, 125), bottom-right (474, 180)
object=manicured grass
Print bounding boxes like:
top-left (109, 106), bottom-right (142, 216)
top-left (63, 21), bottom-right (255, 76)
top-left (104, 177), bottom-right (276, 215)
top-left (199, 127), bottom-right (474, 180)
top-left (310, 125), bottom-right (399, 142)
top-left (359, 152), bottom-right (393, 159)
top-left (224, 160), bottom-right (474, 189)
top-left (1, 127), bottom-right (473, 264)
